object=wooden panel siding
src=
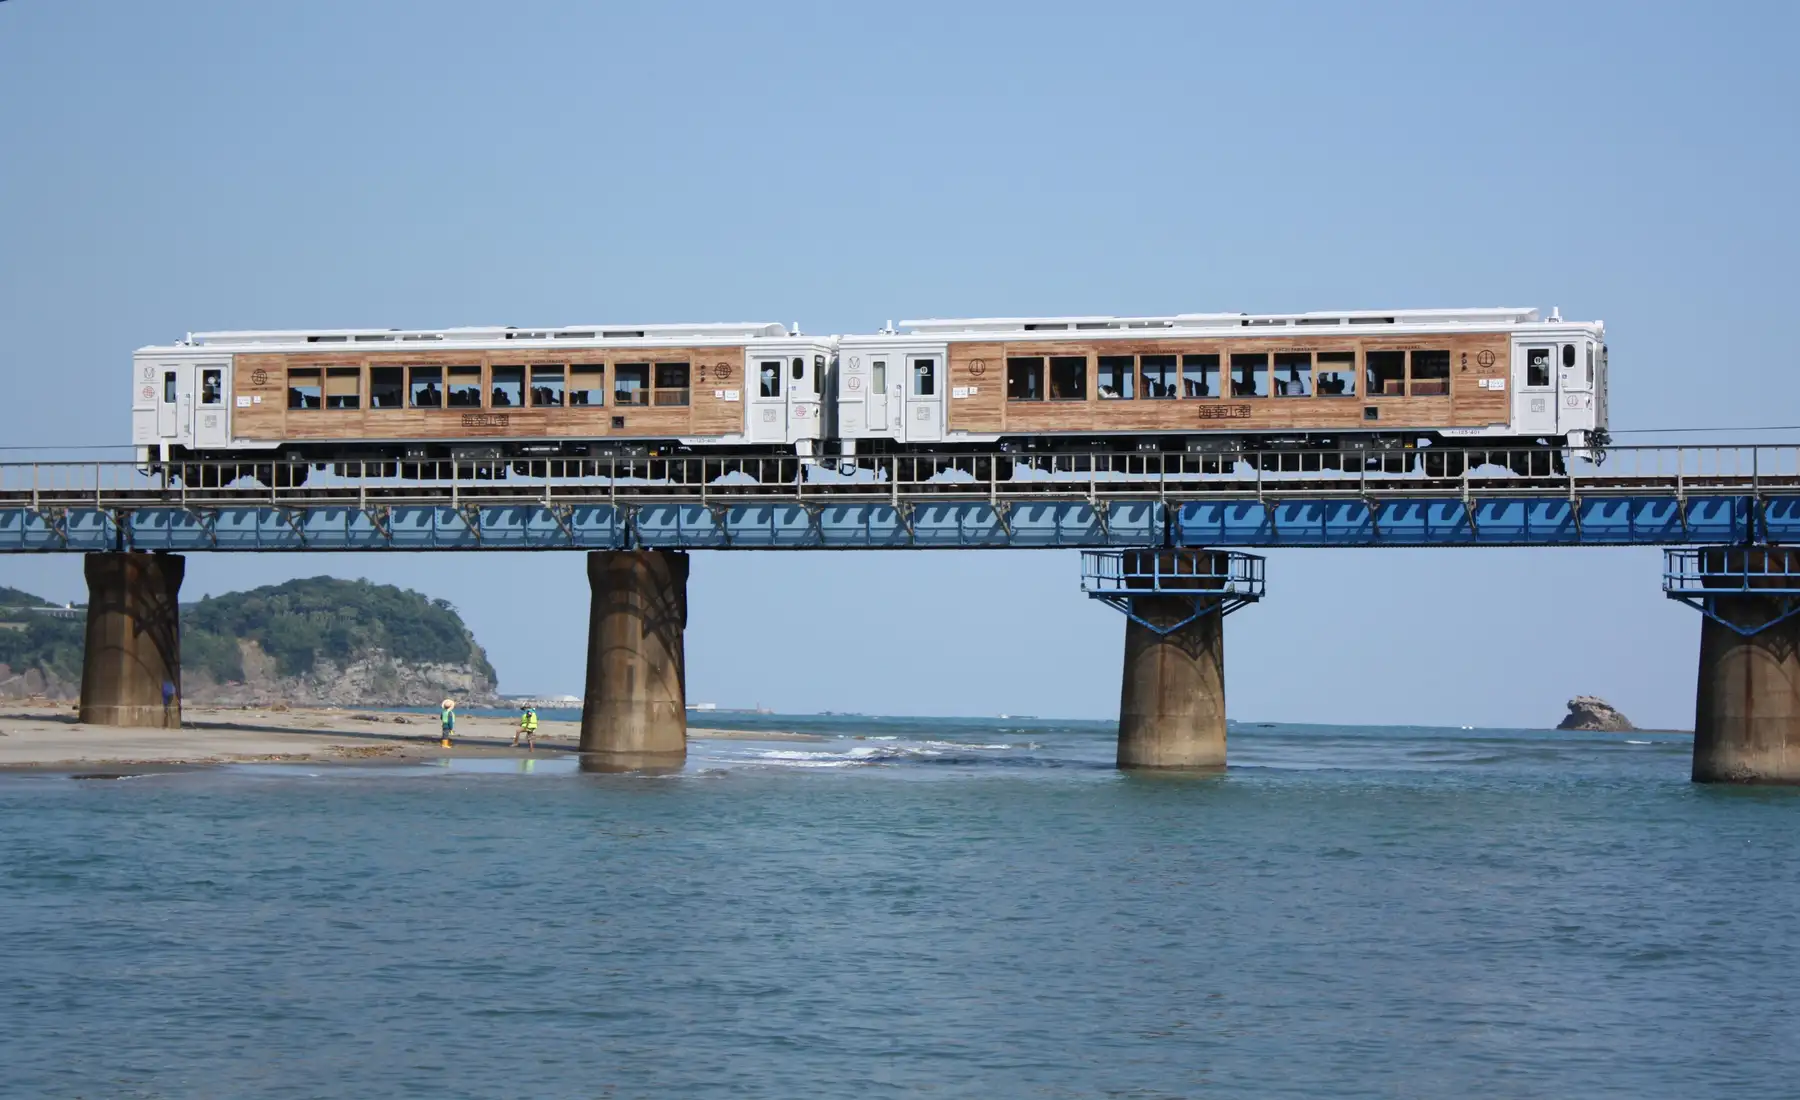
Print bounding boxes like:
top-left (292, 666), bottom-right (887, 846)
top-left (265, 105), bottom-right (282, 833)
top-left (947, 342), bottom-right (1004, 433)
top-left (229, 345), bottom-right (749, 443)
top-left (975, 332), bottom-right (1513, 436)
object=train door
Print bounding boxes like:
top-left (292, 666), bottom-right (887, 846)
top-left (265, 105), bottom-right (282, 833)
top-left (193, 363), bottom-right (229, 449)
top-left (1557, 341), bottom-right (1593, 436)
top-left (1514, 344), bottom-right (1557, 435)
top-left (866, 354), bottom-right (891, 431)
top-left (750, 356), bottom-right (786, 444)
top-left (785, 355), bottom-right (819, 447)
top-left (155, 363), bottom-right (196, 448)
top-left (905, 353), bottom-right (942, 443)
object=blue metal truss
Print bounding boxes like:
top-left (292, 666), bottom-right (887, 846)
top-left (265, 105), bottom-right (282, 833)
top-left (1663, 547), bottom-right (1800, 636)
top-left (1080, 549), bottom-right (1266, 634)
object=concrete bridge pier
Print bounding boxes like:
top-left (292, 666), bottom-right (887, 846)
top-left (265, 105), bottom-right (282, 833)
top-left (78, 551), bottom-right (184, 728)
top-left (1084, 549), bottom-right (1264, 771)
top-left (1675, 547), bottom-right (1800, 783)
top-left (579, 549), bottom-right (689, 772)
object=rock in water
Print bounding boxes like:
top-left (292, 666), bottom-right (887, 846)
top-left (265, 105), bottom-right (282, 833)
top-left (1558, 696), bottom-right (1634, 732)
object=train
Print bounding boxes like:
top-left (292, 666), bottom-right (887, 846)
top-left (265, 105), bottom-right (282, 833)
top-left (131, 306), bottom-right (1606, 483)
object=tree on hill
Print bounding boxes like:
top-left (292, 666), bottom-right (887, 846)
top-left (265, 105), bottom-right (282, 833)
top-left (0, 576), bottom-right (495, 692)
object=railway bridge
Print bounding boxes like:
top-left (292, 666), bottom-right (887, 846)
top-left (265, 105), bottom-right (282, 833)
top-left (8, 444), bottom-right (1800, 782)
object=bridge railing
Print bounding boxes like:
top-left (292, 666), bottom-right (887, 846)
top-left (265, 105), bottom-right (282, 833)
top-left (1, 444), bottom-right (1798, 506)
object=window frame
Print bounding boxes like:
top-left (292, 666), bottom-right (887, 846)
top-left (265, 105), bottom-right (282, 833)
top-left (529, 364), bottom-right (567, 408)
top-left (653, 361), bottom-right (691, 407)
top-left (1182, 353), bottom-right (1219, 399)
top-left (490, 364), bottom-right (525, 409)
top-left (1139, 354), bottom-right (1177, 400)
top-left (287, 367), bottom-right (323, 411)
top-left (1315, 350), bottom-right (1357, 398)
top-left (613, 362), bottom-right (650, 407)
top-left (1049, 355), bottom-right (1087, 401)
top-left (1097, 355), bottom-right (1135, 400)
top-left (1228, 352), bottom-right (1269, 399)
top-left (1007, 356), bottom-right (1045, 402)
top-left (568, 364), bottom-right (605, 407)
top-left (1272, 351), bottom-right (1313, 398)
top-left (1408, 350), bottom-right (1450, 397)
top-left (408, 365), bottom-right (443, 408)
top-left (323, 366), bottom-right (361, 410)
top-left (370, 366), bottom-right (406, 409)
top-left (446, 365), bottom-right (483, 408)
top-left (1364, 350), bottom-right (1407, 398)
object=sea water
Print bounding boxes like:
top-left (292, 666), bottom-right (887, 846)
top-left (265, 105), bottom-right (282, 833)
top-left (3, 718), bottom-right (1798, 1098)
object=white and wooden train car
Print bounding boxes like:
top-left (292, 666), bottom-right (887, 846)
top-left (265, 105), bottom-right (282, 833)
top-left (833, 307), bottom-right (1607, 466)
top-left (131, 322), bottom-right (834, 481)
top-left (132, 306), bottom-right (1606, 481)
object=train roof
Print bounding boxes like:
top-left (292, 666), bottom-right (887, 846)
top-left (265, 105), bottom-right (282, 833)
top-left (897, 307), bottom-right (1585, 336)
top-left (171, 322), bottom-right (794, 348)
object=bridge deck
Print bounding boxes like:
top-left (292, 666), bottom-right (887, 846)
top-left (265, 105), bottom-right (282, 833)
top-left (3, 446), bottom-right (1797, 551)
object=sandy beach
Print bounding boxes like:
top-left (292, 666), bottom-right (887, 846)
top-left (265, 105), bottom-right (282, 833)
top-left (0, 702), bottom-right (824, 771)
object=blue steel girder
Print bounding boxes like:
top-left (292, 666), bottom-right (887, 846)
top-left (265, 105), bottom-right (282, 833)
top-left (0, 492), bottom-right (1796, 552)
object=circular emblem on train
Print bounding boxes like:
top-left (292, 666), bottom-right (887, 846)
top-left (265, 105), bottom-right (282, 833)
top-left (251, 368), bottom-right (269, 386)
top-left (714, 362), bottom-right (732, 380)
top-left (1476, 350), bottom-right (1496, 368)
top-left (140, 385), bottom-right (155, 400)
top-left (968, 359), bottom-right (987, 378)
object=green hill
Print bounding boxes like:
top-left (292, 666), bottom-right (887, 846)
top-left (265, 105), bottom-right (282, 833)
top-left (0, 576), bottom-right (496, 702)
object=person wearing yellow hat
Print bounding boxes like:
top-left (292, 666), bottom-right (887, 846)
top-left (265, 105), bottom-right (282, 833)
top-left (439, 698), bottom-right (456, 748)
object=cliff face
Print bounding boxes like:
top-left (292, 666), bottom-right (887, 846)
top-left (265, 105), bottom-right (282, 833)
top-left (0, 577), bottom-right (498, 707)
top-left (182, 638), bottom-right (497, 707)
top-left (1557, 696), bottom-right (1634, 732)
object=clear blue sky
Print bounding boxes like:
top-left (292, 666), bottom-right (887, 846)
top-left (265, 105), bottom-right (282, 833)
top-left (2, 0), bottom-right (1796, 729)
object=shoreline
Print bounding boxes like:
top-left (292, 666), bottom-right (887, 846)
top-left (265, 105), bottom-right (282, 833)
top-left (0, 704), bottom-right (827, 773)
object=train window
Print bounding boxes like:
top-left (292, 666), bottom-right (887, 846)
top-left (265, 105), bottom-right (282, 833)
top-left (447, 366), bottom-right (482, 408)
top-left (615, 363), bottom-right (649, 406)
top-left (1365, 351), bottom-right (1405, 396)
top-left (814, 355), bottom-right (825, 395)
top-left (1274, 352), bottom-right (1312, 397)
top-left (409, 366), bottom-right (443, 408)
top-left (791, 357), bottom-right (805, 382)
top-left (912, 358), bottom-right (936, 397)
top-left (370, 367), bottom-right (405, 408)
top-left (1316, 352), bottom-right (1355, 396)
top-left (163, 371), bottom-right (177, 403)
top-left (1097, 356), bottom-right (1134, 399)
top-left (1230, 353), bottom-right (1268, 398)
top-left (200, 369), bottom-right (222, 405)
top-left (1526, 348), bottom-right (1551, 387)
top-left (1409, 350), bottom-right (1449, 396)
top-left (1182, 354), bottom-right (1218, 398)
top-left (759, 360), bottom-right (782, 398)
top-left (490, 365), bottom-right (524, 408)
top-left (1562, 344), bottom-right (1576, 369)
top-left (531, 365), bottom-right (566, 407)
top-left (287, 368), bottom-right (323, 410)
top-left (871, 360), bottom-right (887, 395)
top-left (1140, 355), bottom-right (1176, 399)
top-left (1050, 356), bottom-right (1087, 400)
top-left (569, 365), bottom-right (604, 406)
top-left (654, 362), bottom-right (690, 407)
top-left (1585, 344), bottom-right (1594, 386)
top-left (324, 367), bottom-right (360, 410)
top-left (1007, 357), bottom-right (1044, 401)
